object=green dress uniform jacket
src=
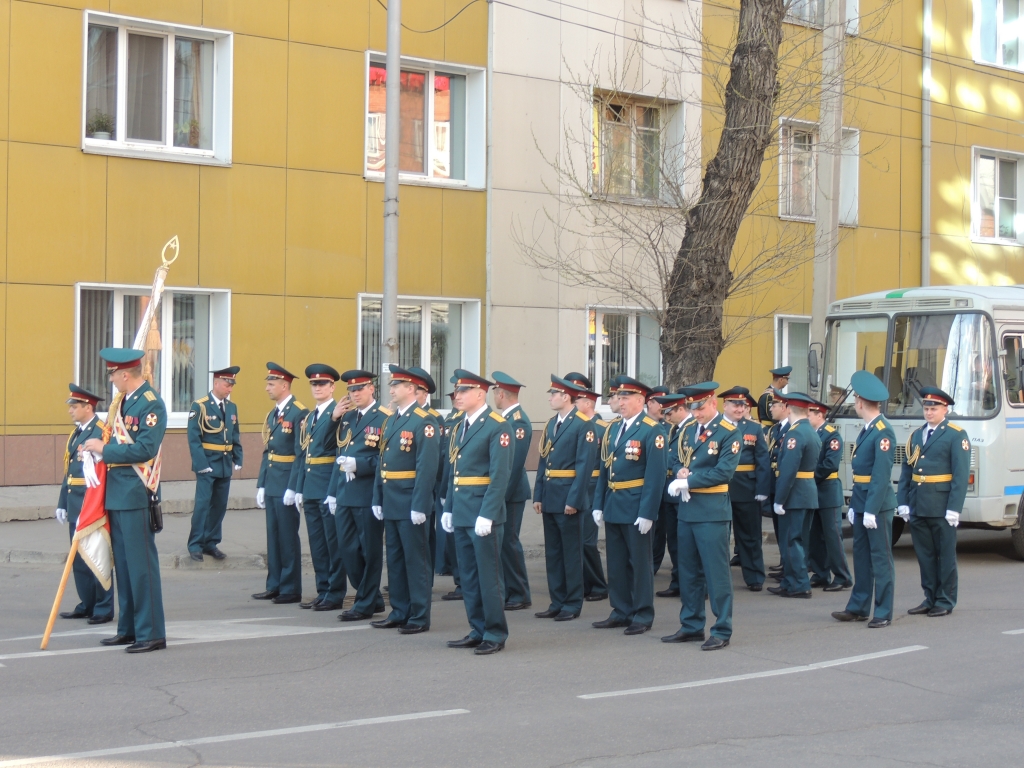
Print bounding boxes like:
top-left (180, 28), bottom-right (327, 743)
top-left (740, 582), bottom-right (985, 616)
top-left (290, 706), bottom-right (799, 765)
top-left (674, 415), bottom-right (742, 523)
top-left (774, 418), bottom-right (821, 594)
top-left (328, 403), bottom-right (390, 507)
top-left (582, 416), bottom-right (613, 599)
top-left (534, 408), bottom-right (598, 513)
top-left (505, 404), bottom-right (533, 504)
top-left (186, 393), bottom-right (243, 477)
top-left (815, 424), bottom-right (844, 509)
top-left (372, 405), bottom-right (440, 518)
top-left (594, 414), bottom-right (666, 524)
top-left (103, 382), bottom-right (167, 510)
top-left (258, 397), bottom-right (308, 496)
top-left (728, 417), bottom-right (771, 504)
top-left (295, 402), bottom-right (340, 500)
top-left (850, 416), bottom-right (898, 515)
top-left (501, 403), bottom-right (533, 605)
top-left (813, 422), bottom-right (852, 588)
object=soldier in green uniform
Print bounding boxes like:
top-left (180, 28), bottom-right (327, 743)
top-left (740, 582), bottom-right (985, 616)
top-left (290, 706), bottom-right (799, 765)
top-left (652, 391), bottom-right (691, 598)
top-left (371, 366), bottom-right (439, 634)
top-left (533, 376), bottom-right (597, 621)
top-left (592, 377), bottom-right (666, 636)
top-left (82, 349), bottom-right (167, 653)
top-left (439, 389), bottom-right (465, 601)
top-left (490, 372), bottom-right (534, 611)
top-left (564, 372), bottom-right (609, 602)
top-left (807, 398), bottom-right (852, 591)
top-left (56, 384), bottom-right (114, 624)
top-left (294, 364), bottom-right (346, 611)
top-left (767, 392), bottom-right (822, 599)
top-left (253, 363), bottom-right (308, 604)
top-left (327, 370), bottom-right (388, 622)
top-left (897, 386), bottom-right (970, 617)
top-left (832, 371), bottom-right (898, 628)
top-left (766, 394), bottom-right (791, 577)
top-left (408, 367), bottom-right (444, 577)
top-left (757, 365), bottom-right (792, 427)
top-left (442, 369), bottom-right (514, 654)
top-left (718, 386), bottom-right (770, 591)
top-left (664, 383), bottom-right (741, 650)
top-left (186, 366), bottom-right (243, 562)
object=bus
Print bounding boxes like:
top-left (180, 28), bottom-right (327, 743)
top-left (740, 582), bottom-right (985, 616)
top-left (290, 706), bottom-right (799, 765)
top-left (819, 285), bottom-right (1024, 559)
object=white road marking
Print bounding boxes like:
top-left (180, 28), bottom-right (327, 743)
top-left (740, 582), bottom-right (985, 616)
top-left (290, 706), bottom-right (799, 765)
top-left (1002, 628), bottom-right (1024, 635)
top-left (0, 709), bottom-right (470, 767)
top-left (578, 645), bottom-right (928, 700)
top-left (0, 616), bottom-right (288, 644)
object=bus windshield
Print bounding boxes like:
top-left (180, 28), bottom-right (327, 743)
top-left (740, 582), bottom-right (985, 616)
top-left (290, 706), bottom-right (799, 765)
top-left (887, 313), bottom-right (997, 419)
top-left (824, 316), bottom-right (889, 418)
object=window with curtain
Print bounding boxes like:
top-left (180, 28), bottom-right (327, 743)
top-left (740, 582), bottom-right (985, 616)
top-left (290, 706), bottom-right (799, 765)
top-left (974, 150), bottom-right (1020, 241)
top-left (587, 309), bottom-right (663, 398)
top-left (780, 123), bottom-right (815, 219)
top-left (79, 290), bottom-right (114, 400)
top-left (173, 38), bottom-right (214, 150)
top-left (85, 25), bottom-right (118, 140)
top-left (978, 0), bottom-right (1022, 68)
top-left (592, 99), bottom-right (661, 200)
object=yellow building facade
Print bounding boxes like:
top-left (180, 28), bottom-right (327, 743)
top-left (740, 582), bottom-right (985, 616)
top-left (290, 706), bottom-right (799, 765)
top-left (0, 0), bottom-right (488, 485)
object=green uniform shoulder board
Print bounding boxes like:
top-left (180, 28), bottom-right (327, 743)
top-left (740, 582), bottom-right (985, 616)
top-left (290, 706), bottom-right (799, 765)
top-left (143, 390), bottom-right (157, 402)
top-left (489, 411), bottom-right (506, 423)
top-left (414, 407), bottom-right (429, 418)
top-left (875, 420), bottom-right (885, 431)
top-left (824, 424), bottom-right (836, 432)
top-left (293, 401), bottom-right (307, 410)
top-left (196, 395), bottom-right (209, 404)
top-left (947, 423), bottom-right (963, 431)
top-left (513, 411), bottom-right (522, 420)
top-left (96, 418), bottom-right (106, 429)
top-left (719, 420), bottom-right (736, 431)
top-left (575, 411), bottom-right (591, 422)
top-left (378, 406), bottom-right (393, 416)
top-left (642, 416), bottom-right (657, 427)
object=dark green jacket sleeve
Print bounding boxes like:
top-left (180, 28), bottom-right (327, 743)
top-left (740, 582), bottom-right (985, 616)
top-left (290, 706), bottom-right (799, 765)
top-left (947, 427), bottom-right (971, 513)
top-left (478, 422), bottom-right (513, 521)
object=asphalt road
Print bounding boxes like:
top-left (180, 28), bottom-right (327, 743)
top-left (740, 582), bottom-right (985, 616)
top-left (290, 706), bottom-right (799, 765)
top-left (1, 530), bottom-right (1022, 767)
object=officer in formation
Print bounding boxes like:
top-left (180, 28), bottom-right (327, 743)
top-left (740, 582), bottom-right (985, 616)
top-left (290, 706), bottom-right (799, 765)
top-left (82, 348), bottom-right (167, 653)
top-left (807, 398), bottom-right (852, 591)
top-left (564, 372), bottom-right (609, 602)
top-left (652, 391), bottom-right (691, 598)
top-left (718, 387), bottom-right (770, 591)
top-left (295, 365), bottom-right (346, 611)
top-left (832, 370), bottom-right (897, 628)
top-left (533, 376), bottom-right (597, 621)
top-left (409, 367), bottom-right (444, 574)
top-left (757, 365), bottom-right (792, 427)
top-left (665, 383), bottom-right (740, 650)
top-left (328, 370), bottom-right (389, 621)
top-left (592, 377), bottom-right (666, 636)
top-left (439, 394), bottom-right (465, 600)
top-left (371, 366), bottom-right (439, 634)
top-left (768, 392), bottom-right (821, 599)
top-left (898, 387), bottom-right (970, 617)
top-left (442, 369), bottom-right (513, 654)
top-left (253, 364), bottom-right (307, 604)
top-left (56, 384), bottom-right (114, 625)
top-left (765, 393), bottom-right (790, 578)
top-left (490, 372), bottom-right (534, 611)
top-left (186, 366), bottom-right (243, 562)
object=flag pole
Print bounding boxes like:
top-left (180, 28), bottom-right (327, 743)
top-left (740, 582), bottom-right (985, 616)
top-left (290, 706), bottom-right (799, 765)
top-left (40, 539), bottom-right (79, 650)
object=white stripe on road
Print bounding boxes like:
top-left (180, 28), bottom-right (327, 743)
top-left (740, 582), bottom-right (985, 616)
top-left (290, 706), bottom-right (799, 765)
top-left (1002, 628), bottom-right (1024, 635)
top-left (0, 709), bottom-right (469, 767)
top-left (578, 645), bottom-right (928, 700)
top-left (0, 616), bottom-right (288, 644)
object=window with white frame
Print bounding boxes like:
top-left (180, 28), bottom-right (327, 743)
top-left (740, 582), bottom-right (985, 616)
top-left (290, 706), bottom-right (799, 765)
top-left (364, 55), bottom-right (485, 188)
top-left (777, 316), bottom-right (811, 392)
top-left (83, 12), bottom-right (232, 165)
top-left (587, 309), bottom-right (662, 397)
top-left (76, 285), bottom-right (230, 423)
top-left (787, 0), bottom-right (824, 27)
top-left (977, 0), bottom-right (1023, 68)
top-left (839, 128), bottom-right (859, 227)
top-left (593, 99), bottom-right (662, 200)
top-left (358, 296), bottom-right (481, 410)
top-left (973, 149), bottom-right (1023, 242)
top-left (780, 122), bottom-right (816, 219)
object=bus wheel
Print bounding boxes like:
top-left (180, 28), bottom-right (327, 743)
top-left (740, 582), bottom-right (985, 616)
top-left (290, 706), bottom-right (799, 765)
top-left (1011, 503), bottom-right (1024, 561)
top-left (891, 515), bottom-right (905, 547)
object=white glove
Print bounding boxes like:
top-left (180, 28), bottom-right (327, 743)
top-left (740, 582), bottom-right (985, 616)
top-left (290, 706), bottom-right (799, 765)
top-left (256, 487), bottom-right (266, 509)
top-left (755, 494), bottom-right (768, 502)
top-left (667, 478), bottom-right (688, 497)
top-left (847, 508), bottom-right (855, 525)
top-left (283, 489), bottom-right (296, 506)
top-left (897, 505), bottom-right (911, 522)
top-left (337, 456), bottom-right (357, 472)
top-left (634, 517), bottom-right (653, 535)
top-left (82, 450), bottom-right (100, 488)
top-left (411, 510), bottom-right (427, 525)
top-left (475, 516), bottom-right (493, 536)
top-left (442, 512), bottom-right (454, 533)
top-left (326, 496), bottom-right (337, 515)
top-left (945, 510), bottom-right (960, 527)
top-left (234, 464), bottom-right (242, 471)
top-left (863, 513), bottom-right (877, 529)
top-left (197, 467), bottom-right (213, 474)
top-left (774, 503), bottom-right (786, 516)
top-left (440, 497), bottom-right (446, 507)
top-left (295, 493), bottom-right (304, 509)
top-left (372, 505), bottom-right (383, 520)
top-left (345, 471), bottom-right (356, 482)
top-left (55, 508), bottom-right (67, 525)
top-left (593, 509), bottom-right (603, 526)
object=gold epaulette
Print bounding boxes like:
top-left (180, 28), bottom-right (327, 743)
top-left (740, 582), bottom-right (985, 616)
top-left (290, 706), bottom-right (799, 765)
top-left (719, 420), bottom-right (736, 431)
top-left (875, 420), bottom-right (885, 431)
top-left (429, 408), bottom-right (441, 417)
top-left (489, 411), bottom-right (506, 423)
top-left (378, 406), bottom-right (393, 416)
top-left (143, 390), bottom-right (157, 402)
top-left (513, 411), bottom-right (522, 420)
top-left (947, 423), bottom-right (963, 431)
top-left (575, 411), bottom-right (591, 422)
top-left (96, 418), bottom-right (106, 428)
top-left (642, 416), bottom-right (657, 427)
top-left (414, 407), bottom-right (429, 418)
top-left (596, 419), bottom-right (609, 427)
top-left (293, 401), bottom-right (307, 411)
top-left (196, 395), bottom-right (209, 404)
top-left (824, 424), bottom-right (836, 432)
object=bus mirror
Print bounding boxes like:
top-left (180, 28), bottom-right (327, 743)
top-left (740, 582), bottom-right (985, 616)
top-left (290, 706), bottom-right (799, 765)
top-left (808, 343), bottom-right (822, 390)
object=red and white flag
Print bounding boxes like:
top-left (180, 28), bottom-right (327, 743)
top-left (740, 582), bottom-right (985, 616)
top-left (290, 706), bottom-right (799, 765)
top-left (76, 451), bottom-right (112, 590)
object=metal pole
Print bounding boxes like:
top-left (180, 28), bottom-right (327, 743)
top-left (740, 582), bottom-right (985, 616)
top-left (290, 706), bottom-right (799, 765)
top-left (382, 0), bottom-right (402, 383)
top-left (921, 0), bottom-right (933, 287)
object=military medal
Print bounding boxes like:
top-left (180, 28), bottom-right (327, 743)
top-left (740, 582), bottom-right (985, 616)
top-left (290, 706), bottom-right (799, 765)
top-left (400, 430), bottom-right (414, 451)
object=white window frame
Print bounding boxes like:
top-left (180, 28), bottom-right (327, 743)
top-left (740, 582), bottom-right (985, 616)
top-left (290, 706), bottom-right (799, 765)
top-left (784, 0), bottom-right (859, 33)
top-left (971, 145), bottom-right (1024, 245)
top-left (974, 0), bottom-right (1024, 71)
top-left (591, 96), bottom-right (672, 204)
top-left (786, 0), bottom-right (824, 28)
top-left (586, 307), bottom-right (663, 408)
top-left (81, 11), bottom-right (233, 166)
top-left (779, 119), bottom-right (818, 222)
top-left (775, 314), bottom-right (812, 393)
top-left (363, 52), bottom-right (486, 190)
top-left (839, 127), bottom-right (859, 227)
top-left (74, 283), bottom-right (231, 428)
top-left (779, 120), bottom-right (859, 225)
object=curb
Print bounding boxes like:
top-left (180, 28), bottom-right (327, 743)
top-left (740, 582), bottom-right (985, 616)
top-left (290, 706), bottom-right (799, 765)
top-left (0, 496), bottom-right (257, 523)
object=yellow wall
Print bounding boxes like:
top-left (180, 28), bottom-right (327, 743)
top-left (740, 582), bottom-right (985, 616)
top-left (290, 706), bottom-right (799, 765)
top-left (0, 0), bottom-right (488, 483)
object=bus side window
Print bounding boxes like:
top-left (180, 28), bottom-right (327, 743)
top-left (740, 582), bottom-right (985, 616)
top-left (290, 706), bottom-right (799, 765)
top-left (1004, 334), bottom-right (1024, 405)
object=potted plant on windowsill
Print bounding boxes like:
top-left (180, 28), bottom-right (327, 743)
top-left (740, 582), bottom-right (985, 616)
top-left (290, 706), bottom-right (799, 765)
top-left (86, 112), bottom-right (114, 140)
top-left (174, 119), bottom-right (202, 149)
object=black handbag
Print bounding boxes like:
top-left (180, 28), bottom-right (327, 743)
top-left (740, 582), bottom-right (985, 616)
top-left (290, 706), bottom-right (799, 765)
top-left (148, 492), bottom-right (164, 533)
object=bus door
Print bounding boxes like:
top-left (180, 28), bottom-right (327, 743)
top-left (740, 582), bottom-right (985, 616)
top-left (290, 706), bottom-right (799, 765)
top-left (1001, 331), bottom-right (1024, 480)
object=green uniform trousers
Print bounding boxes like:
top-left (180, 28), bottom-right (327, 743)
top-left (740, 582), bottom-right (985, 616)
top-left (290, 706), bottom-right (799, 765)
top-left (501, 500), bottom-right (531, 604)
top-left (780, 509), bottom-right (811, 593)
top-left (677, 519), bottom-right (733, 640)
top-left (454, 525), bottom-right (508, 643)
top-left (731, 500), bottom-right (765, 588)
top-left (605, 522), bottom-right (654, 627)
top-left (265, 495), bottom-right (302, 598)
top-left (383, 518), bottom-right (432, 629)
top-left (334, 505), bottom-right (385, 615)
top-left (908, 515), bottom-right (958, 611)
top-left (110, 508), bottom-right (165, 642)
top-left (846, 509), bottom-right (895, 621)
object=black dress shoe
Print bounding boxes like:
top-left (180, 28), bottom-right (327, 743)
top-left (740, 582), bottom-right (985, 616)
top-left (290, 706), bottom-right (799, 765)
top-left (809, 578), bottom-right (828, 588)
top-left (730, 555), bottom-right (741, 566)
top-left (701, 636), bottom-right (730, 651)
top-left (767, 586), bottom-right (789, 596)
top-left (504, 601), bottom-right (532, 611)
top-left (398, 625), bottom-right (428, 634)
top-left (251, 590), bottom-right (279, 600)
top-left (534, 608), bottom-right (561, 619)
top-left (339, 610), bottom-right (372, 622)
top-left (832, 610), bottom-right (868, 622)
top-left (907, 602), bottom-right (931, 615)
top-left (371, 619), bottom-right (404, 629)
top-left (768, 563), bottom-right (784, 572)
top-left (474, 640), bottom-right (505, 655)
top-left (656, 588), bottom-right (681, 598)
top-left (868, 618), bottom-right (891, 628)
top-left (188, 551), bottom-right (204, 562)
top-left (553, 610), bottom-right (579, 622)
top-left (441, 590), bottom-right (464, 601)
top-left (88, 614), bottom-right (113, 625)
top-left (623, 623), bottom-right (650, 636)
top-left (313, 600), bottom-right (344, 612)
top-left (592, 617), bottom-right (630, 629)
top-left (769, 573), bottom-right (783, 582)
top-left (823, 581), bottom-right (851, 592)
top-left (927, 607), bottom-right (951, 617)
top-left (60, 609), bottom-right (90, 619)
top-left (300, 597), bottom-right (320, 609)
top-left (747, 584), bottom-right (763, 592)
top-left (661, 629), bottom-right (705, 643)
top-left (126, 638), bottom-right (166, 653)
top-left (100, 634), bottom-right (135, 646)
top-left (272, 594), bottom-right (301, 604)
top-left (447, 635), bottom-right (482, 648)
top-left (204, 547), bottom-right (227, 560)
top-left (784, 590), bottom-right (812, 599)
top-left (584, 593), bottom-right (608, 602)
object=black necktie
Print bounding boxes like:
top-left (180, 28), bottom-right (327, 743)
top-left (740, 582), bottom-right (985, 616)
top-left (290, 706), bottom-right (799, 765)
top-left (553, 419), bottom-right (561, 438)
top-left (462, 418), bottom-right (469, 441)
top-left (925, 427), bottom-right (933, 444)
top-left (353, 409), bottom-right (363, 429)
top-left (697, 424), bottom-right (705, 440)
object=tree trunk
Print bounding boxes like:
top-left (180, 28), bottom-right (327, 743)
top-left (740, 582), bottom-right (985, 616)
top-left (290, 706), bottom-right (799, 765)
top-left (662, 0), bottom-right (786, 387)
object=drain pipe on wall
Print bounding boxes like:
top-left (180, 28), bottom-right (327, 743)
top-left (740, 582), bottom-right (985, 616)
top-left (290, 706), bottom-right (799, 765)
top-left (921, 0), bottom-right (932, 287)
top-left (484, 0), bottom-right (494, 374)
